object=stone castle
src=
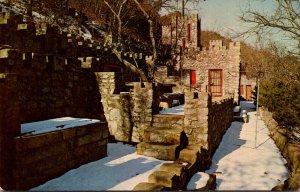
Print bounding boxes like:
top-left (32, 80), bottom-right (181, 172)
top-left (161, 14), bottom-right (241, 103)
top-left (1, 10), bottom-right (244, 191)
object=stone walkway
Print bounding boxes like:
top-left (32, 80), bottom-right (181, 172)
top-left (205, 101), bottom-right (290, 190)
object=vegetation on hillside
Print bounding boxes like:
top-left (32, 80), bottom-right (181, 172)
top-left (240, 0), bottom-right (300, 142)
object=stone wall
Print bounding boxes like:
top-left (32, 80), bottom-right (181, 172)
top-left (208, 97), bottom-right (234, 156)
top-left (0, 11), bottom-right (111, 190)
top-left (0, 74), bottom-right (20, 189)
top-left (260, 108), bottom-right (300, 190)
top-left (96, 73), bottom-right (159, 143)
top-left (182, 40), bottom-right (240, 103)
top-left (0, 49), bottom-right (104, 123)
top-left (14, 122), bottom-right (108, 190)
top-left (184, 92), bottom-right (233, 157)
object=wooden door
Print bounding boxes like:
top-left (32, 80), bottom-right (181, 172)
top-left (208, 69), bottom-right (223, 97)
top-left (246, 85), bottom-right (252, 100)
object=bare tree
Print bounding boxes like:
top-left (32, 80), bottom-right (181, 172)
top-left (240, 0), bottom-right (300, 56)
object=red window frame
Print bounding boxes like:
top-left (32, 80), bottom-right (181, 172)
top-left (182, 38), bottom-right (186, 49)
top-left (208, 69), bottom-right (223, 97)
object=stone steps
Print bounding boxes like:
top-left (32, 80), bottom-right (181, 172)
top-left (134, 145), bottom-right (213, 190)
top-left (137, 142), bottom-right (181, 160)
top-left (144, 127), bottom-right (184, 145)
top-left (152, 114), bottom-right (184, 129)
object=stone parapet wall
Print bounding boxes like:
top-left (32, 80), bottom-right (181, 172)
top-left (207, 97), bottom-right (233, 156)
top-left (260, 108), bottom-right (300, 190)
top-left (0, 49), bottom-right (104, 123)
top-left (13, 122), bottom-right (108, 190)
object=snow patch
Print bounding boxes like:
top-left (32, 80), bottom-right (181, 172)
top-left (21, 117), bottom-right (100, 135)
top-left (31, 143), bottom-right (171, 191)
top-left (187, 172), bottom-right (210, 190)
top-left (159, 104), bottom-right (184, 115)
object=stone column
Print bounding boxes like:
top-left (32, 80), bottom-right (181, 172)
top-left (184, 92), bottom-right (211, 147)
top-left (0, 73), bottom-right (20, 190)
top-left (95, 72), bottom-right (131, 142)
top-left (131, 82), bottom-right (153, 142)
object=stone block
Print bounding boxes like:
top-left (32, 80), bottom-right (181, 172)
top-left (62, 128), bottom-right (76, 140)
top-left (178, 147), bottom-right (199, 164)
top-left (77, 132), bottom-right (102, 146)
top-left (144, 127), bottom-right (183, 145)
top-left (137, 142), bottom-right (180, 160)
top-left (159, 162), bottom-right (186, 176)
top-left (148, 171), bottom-right (179, 188)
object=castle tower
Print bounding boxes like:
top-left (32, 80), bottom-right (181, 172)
top-left (162, 14), bottom-right (201, 49)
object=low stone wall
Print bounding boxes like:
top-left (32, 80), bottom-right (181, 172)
top-left (208, 97), bottom-right (234, 156)
top-left (13, 122), bottom-right (108, 190)
top-left (260, 108), bottom-right (300, 190)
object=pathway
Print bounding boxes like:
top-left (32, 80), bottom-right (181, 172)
top-left (205, 101), bottom-right (289, 190)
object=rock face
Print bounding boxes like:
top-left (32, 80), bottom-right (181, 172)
top-left (261, 108), bottom-right (300, 190)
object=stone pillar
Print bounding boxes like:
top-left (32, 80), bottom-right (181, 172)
top-left (95, 72), bottom-right (131, 142)
top-left (0, 73), bottom-right (20, 190)
top-left (131, 82), bottom-right (153, 142)
top-left (184, 92), bottom-right (211, 147)
top-left (95, 72), bottom-right (121, 95)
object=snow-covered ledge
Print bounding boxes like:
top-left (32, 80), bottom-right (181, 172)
top-left (21, 117), bottom-right (101, 135)
top-left (13, 117), bottom-right (108, 190)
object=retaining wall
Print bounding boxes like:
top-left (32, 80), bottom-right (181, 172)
top-left (260, 108), bottom-right (300, 190)
top-left (14, 122), bottom-right (108, 190)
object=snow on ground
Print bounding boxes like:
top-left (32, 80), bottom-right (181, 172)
top-left (159, 104), bottom-right (184, 115)
top-left (31, 143), bottom-right (171, 191)
top-left (21, 117), bottom-right (100, 135)
top-left (187, 172), bottom-right (210, 190)
top-left (205, 101), bottom-right (290, 190)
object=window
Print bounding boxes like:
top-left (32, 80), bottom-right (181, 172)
top-left (208, 69), bottom-right (223, 97)
top-left (187, 24), bottom-right (191, 41)
top-left (190, 70), bottom-right (196, 85)
top-left (182, 38), bottom-right (186, 49)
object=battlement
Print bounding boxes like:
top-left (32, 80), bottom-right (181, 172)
top-left (198, 40), bottom-right (240, 52)
top-left (171, 14), bottom-right (199, 22)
